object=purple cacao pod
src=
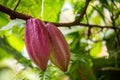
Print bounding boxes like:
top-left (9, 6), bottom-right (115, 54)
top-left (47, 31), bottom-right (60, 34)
top-left (25, 18), bottom-right (51, 71)
top-left (46, 23), bottom-right (70, 72)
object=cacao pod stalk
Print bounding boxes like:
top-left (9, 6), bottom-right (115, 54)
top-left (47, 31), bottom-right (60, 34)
top-left (25, 18), bottom-right (51, 71)
top-left (46, 23), bottom-right (70, 72)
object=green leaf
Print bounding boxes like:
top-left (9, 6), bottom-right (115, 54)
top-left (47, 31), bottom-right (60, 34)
top-left (0, 19), bottom-right (25, 31)
top-left (41, 0), bottom-right (65, 22)
top-left (16, 0), bottom-right (42, 18)
top-left (90, 42), bottom-right (102, 58)
top-left (68, 0), bottom-right (85, 19)
top-left (69, 0), bottom-right (85, 11)
top-left (91, 14), bottom-right (103, 25)
top-left (0, 38), bottom-right (32, 67)
top-left (115, 0), bottom-right (120, 3)
top-left (0, 0), bottom-right (17, 8)
top-left (5, 34), bottom-right (24, 52)
top-left (0, 12), bottom-right (9, 27)
top-left (69, 58), bottom-right (96, 80)
top-left (92, 5), bottom-right (106, 23)
top-left (13, 68), bottom-right (40, 80)
top-left (0, 0), bottom-right (42, 18)
top-left (0, 47), bottom-right (11, 60)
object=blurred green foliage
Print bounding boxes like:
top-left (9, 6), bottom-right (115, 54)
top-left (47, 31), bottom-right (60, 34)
top-left (0, 0), bottom-right (120, 80)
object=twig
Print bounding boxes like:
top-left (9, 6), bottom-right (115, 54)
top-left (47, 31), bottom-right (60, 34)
top-left (11, 0), bottom-right (21, 19)
top-left (87, 27), bottom-right (91, 39)
top-left (13, 0), bottom-right (21, 11)
top-left (74, 0), bottom-right (91, 23)
top-left (85, 14), bottom-right (91, 39)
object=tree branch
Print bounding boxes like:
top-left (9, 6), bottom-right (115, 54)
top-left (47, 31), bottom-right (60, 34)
top-left (0, 5), bottom-right (32, 20)
top-left (51, 21), bottom-right (119, 29)
top-left (74, 0), bottom-right (91, 23)
top-left (10, 0), bottom-right (21, 19)
top-left (0, 4), bottom-right (120, 30)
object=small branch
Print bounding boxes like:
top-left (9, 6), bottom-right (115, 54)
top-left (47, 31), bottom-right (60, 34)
top-left (74, 0), bottom-right (91, 23)
top-left (13, 0), bottom-right (21, 11)
top-left (87, 27), bottom-right (91, 39)
top-left (11, 0), bottom-right (21, 19)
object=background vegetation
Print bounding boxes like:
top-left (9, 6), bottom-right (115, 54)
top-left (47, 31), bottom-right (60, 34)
top-left (0, 0), bottom-right (120, 80)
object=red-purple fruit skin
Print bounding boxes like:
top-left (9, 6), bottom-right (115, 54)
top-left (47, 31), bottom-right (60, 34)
top-left (25, 18), bottom-right (51, 71)
top-left (46, 23), bottom-right (70, 72)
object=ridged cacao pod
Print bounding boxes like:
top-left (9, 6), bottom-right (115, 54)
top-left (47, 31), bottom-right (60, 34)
top-left (46, 23), bottom-right (70, 72)
top-left (25, 18), bottom-right (51, 71)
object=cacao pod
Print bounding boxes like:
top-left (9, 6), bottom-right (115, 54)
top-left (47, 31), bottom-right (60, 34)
top-left (25, 18), bottom-right (51, 71)
top-left (46, 23), bottom-right (70, 72)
